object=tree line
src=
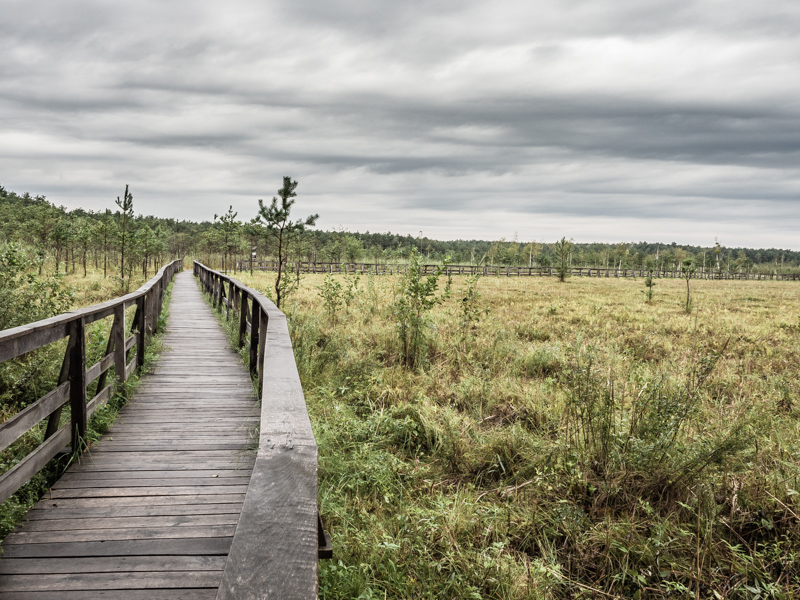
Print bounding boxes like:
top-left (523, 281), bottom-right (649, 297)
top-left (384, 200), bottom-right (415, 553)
top-left (2, 184), bottom-right (798, 284)
top-left (1, 186), bottom-right (175, 285)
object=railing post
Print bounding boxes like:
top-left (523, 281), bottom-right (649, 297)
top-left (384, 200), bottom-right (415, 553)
top-left (113, 304), bottom-right (127, 387)
top-left (155, 279), bottom-right (164, 333)
top-left (239, 293), bottom-right (248, 349)
top-left (227, 280), bottom-right (234, 321)
top-left (249, 304), bottom-right (260, 378)
top-left (147, 285), bottom-right (156, 335)
top-left (44, 344), bottom-right (71, 440)
top-left (136, 295), bottom-right (146, 373)
top-left (257, 309), bottom-right (267, 395)
top-left (68, 317), bottom-right (87, 452)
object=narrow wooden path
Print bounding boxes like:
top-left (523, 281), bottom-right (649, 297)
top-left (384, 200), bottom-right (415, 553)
top-left (0, 271), bottom-right (259, 599)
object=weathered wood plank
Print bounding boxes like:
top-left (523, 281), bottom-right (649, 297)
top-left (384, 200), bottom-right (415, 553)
top-left (0, 536), bottom-right (232, 558)
top-left (85, 444), bottom-right (253, 452)
top-left (63, 462), bottom-right (252, 473)
top-left (13, 514), bottom-right (239, 533)
top-left (85, 352), bottom-right (114, 385)
top-left (86, 384), bottom-right (113, 419)
top-left (0, 571), bottom-right (223, 591)
top-left (124, 355), bottom-right (137, 380)
top-left (124, 333), bottom-right (137, 352)
top-left (0, 320), bottom-right (70, 363)
top-left (0, 382), bottom-right (70, 452)
top-left (0, 425), bottom-right (70, 504)
top-left (25, 503), bottom-right (243, 520)
top-left (29, 494), bottom-right (246, 510)
top-left (59, 469), bottom-right (252, 479)
top-left (4, 524), bottom-right (236, 544)
top-left (53, 477), bottom-right (251, 488)
top-left (47, 485), bottom-right (249, 499)
top-left (0, 589), bottom-right (217, 600)
top-left (217, 445), bottom-right (318, 600)
top-left (0, 555), bottom-right (226, 574)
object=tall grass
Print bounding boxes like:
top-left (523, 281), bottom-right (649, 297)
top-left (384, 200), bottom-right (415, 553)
top-left (238, 271), bottom-right (799, 598)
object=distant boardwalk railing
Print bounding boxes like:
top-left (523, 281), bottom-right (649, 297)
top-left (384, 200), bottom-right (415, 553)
top-left (194, 261), bottom-right (324, 599)
top-left (237, 260), bottom-right (800, 281)
top-left (0, 259), bottom-right (183, 504)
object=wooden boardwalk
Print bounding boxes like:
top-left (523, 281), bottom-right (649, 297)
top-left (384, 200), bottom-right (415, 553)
top-left (0, 271), bottom-right (259, 599)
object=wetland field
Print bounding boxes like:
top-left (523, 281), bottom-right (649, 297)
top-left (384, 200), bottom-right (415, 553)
top-left (232, 271), bottom-right (800, 599)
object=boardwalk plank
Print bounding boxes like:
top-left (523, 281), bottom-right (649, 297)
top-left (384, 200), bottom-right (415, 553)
top-left (28, 494), bottom-right (246, 509)
top-left (25, 504), bottom-right (243, 520)
top-left (59, 469), bottom-right (252, 479)
top-left (12, 514), bottom-right (240, 532)
top-left (4, 524), bottom-right (237, 544)
top-left (0, 571), bottom-right (222, 591)
top-left (1, 589), bottom-right (217, 600)
top-left (54, 477), bottom-right (250, 488)
top-left (0, 271), bottom-right (259, 596)
top-left (0, 555), bottom-right (225, 574)
top-left (1, 537), bottom-right (231, 558)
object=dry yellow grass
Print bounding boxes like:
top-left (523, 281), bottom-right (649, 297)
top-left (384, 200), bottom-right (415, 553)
top-left (232, 270), bottom-right (800, 598)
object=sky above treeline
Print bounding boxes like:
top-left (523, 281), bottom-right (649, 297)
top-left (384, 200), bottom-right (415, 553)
top-left (2, 0), bottom-right (799, 249)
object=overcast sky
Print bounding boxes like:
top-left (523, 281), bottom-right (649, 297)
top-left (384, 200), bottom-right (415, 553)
top-left (2, 0), bottom-right (799, 249)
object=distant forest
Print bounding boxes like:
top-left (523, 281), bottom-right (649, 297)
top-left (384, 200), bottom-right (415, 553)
top-left (2, 184), bottom-right (798, 275)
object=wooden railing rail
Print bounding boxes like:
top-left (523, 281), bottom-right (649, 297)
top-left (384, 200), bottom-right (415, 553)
top-left (193, 261), bottom-right (322, 599)
top-left (0, 259), bottom-right (183, 504)
top-left (236, 260), bottom-right (800, 281)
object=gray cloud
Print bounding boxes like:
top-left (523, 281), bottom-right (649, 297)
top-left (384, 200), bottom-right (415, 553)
top-left (1, 0), bottom-right (799, 248)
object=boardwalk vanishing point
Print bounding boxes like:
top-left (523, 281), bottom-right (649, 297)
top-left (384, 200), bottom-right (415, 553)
top-left (0, 266), bottom-right (323, 598)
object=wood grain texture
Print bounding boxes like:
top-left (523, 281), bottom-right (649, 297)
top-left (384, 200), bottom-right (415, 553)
top-left (0, 382), bottom-right (70, 452)
top-left (0, 270), bottom-right (257, 596)
top-left (194, 263), bottom-right (319, 600)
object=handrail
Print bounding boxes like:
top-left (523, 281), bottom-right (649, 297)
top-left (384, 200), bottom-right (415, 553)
top-left (0, 259), bottom-right (183, 503)
top-left (193, 261), bottom-right (320, 599)
top-left (236, 259), bottom-right (800, 281)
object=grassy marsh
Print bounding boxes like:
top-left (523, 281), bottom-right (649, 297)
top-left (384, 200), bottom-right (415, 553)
top-left (234, 270), bottom-right (800, 599)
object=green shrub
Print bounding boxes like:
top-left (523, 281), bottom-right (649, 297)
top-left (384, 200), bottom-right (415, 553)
top-left (392, 249), bottom-right (451, 368)
top-left (1, 244), bottom-right (73, 412)
top-left (517, 346), bottom-right (561, 378)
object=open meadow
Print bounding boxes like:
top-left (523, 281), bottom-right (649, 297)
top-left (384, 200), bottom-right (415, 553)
top-left (232, 269), bottom-right (800, 599)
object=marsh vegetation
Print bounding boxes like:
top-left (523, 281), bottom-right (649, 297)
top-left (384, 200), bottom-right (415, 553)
top-left (0, 251), bottom-right (175, 540)
top-left (233, 269), bottom-right (800, 599)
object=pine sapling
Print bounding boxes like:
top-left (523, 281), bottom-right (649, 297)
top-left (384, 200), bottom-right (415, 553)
top-left (457, 274), bottom-right (488, 351)
top-left (681, 258), bottom-right (696, 313)
top-left (643, 271), bottom-right (656, 303)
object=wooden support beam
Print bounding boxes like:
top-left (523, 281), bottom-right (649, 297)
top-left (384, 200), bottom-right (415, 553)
top-left (68, 317), bottom-right (87, 452)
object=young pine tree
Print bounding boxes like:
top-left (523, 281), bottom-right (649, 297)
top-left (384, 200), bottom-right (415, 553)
top-left (554, 237), bottom-right (575, 282)
top-left (256, 177), bottom-right (318, 309)
top-left (115, 185), bottom-right (134, 283)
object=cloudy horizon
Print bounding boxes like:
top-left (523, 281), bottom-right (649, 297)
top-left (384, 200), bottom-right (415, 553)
top-left (2, 0), bottom-right (799, 250)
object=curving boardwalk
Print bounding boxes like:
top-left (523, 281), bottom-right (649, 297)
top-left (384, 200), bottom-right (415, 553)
top-left (0, 271), bottom-right (259, 598)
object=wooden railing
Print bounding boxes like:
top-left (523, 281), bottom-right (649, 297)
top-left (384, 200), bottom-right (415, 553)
top-left (237, 260), bottom-right (800, 281)
top-left (194, 261), bottom-right (325, 599)
top-left (0, 260), bottom-right (183, 504)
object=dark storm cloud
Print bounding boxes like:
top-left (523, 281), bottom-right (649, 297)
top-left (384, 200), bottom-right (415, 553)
top-left (1, 0), bottom-right (799, 247)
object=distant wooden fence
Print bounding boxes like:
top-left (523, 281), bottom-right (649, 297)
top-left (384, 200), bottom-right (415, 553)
top-left (194, 261), bottom-right (325, 599)
top-left (237, 260), bottom-right (800, 281)
top-left (0, 259), bottom-right (183, 504)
